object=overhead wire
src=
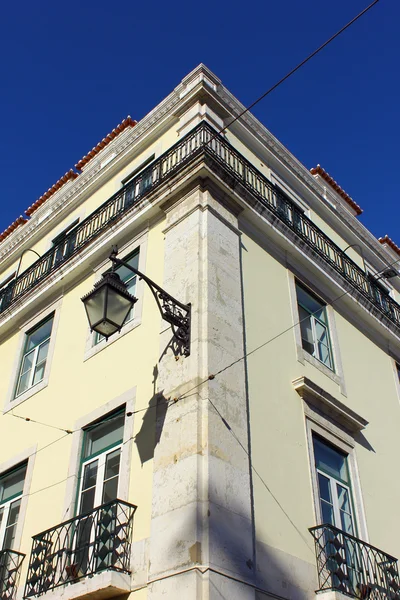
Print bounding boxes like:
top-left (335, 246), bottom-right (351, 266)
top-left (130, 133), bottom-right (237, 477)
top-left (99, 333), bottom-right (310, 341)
top-left (175, 255), bottom-right (400, 404)
top-left (207, 0), bottom-right (380, 142)
top-left (0, 0), bottom-right (385, 508)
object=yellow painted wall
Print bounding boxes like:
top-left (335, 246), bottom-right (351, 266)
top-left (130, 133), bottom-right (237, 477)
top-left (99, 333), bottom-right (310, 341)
top-left (241, 226), bottom-right (400, 570)
top-left (0, 215), bottom-right (166, 598)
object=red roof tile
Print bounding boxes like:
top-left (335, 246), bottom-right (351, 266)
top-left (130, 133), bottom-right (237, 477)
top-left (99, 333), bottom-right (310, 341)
top-left (310, 164), bottom-right (363, 216)
top-left (0, 216), bottom-right (28, 242)
top-left (25, 170), bottom-right (78, 217)
top-left (75, 116), bottom-right (137, 171)
top-left (378, 235), bottom-right (400, 257)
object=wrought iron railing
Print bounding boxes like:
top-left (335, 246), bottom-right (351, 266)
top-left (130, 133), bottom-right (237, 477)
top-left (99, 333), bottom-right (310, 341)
top-left (0, 549), bottom-right (25, 600)
top-left (310, 524), bottom-right (400, 600)
top-left (1, 122), bottom-right (399, 331)
top-left (24, 500), bottom-right (136, 597)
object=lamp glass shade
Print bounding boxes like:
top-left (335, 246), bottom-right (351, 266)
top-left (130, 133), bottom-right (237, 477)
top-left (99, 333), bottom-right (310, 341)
top-left (82, 271), bottom-right (136, 339)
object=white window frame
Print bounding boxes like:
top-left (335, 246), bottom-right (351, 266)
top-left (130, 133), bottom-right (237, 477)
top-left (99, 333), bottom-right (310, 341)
top-left (288, 272), bottom-right (346, 395)
top-left (62, 389), bottom-right (135, 522)
top-left (0, 465), bottom-right (26, 550)
top-left (296, 282), bottom-right (334, 371)
top-left (14, 315), bottom-right (54, 398)
top-left (4, 299), bottom-right (62, 413)
top-left (0, 448), bottom-right (36, 552)
top-left (77, 443), bottom-right (123, 513)
top-left (313, 437), bottom-right (355, 535)
top-left (298, 388), bottom-right (368, 542)
top-left (83, 230), bottom-right (147, 361)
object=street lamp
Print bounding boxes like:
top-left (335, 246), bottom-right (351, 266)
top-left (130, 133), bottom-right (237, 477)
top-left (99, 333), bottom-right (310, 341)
top-left (81, 246), bottom-right (191, 355)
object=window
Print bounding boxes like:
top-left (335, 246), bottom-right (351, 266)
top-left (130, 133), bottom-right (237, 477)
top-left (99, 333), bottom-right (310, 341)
top-left (52, 219), bottom-right (80, 266)
top-left (0, 463), bottom-right (27, 550)
top-left (15, 314), bottom-right (54, 398)
top-left (273, 186), bottom-right (304, 231)
top-left (77, 411), bottom-right (124, 515)
top-left (313, 435), bottom-right (354, 534)
top-left (0, 272), bottom-right (15, 312)
top-left (367, 274), bottom-right (391, 314)
top-left (296, 283), bottom-right (334, 370)
top-left (123, 154), bottom-right (155, 207)
top-left (94, 251), bottom-right (139, 345)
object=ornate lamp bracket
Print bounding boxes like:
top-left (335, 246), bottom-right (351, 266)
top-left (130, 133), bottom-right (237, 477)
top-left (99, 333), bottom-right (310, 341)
top-left (110, 247), bottom-right (191, 356)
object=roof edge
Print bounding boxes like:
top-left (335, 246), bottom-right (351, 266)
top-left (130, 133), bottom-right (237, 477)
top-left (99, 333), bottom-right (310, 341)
top-left (310, 164), bottom-right (363, 216)
top-left (75, 116), bottom-right (137, 171)
top-left (25, 169), bottom-right (79, 217)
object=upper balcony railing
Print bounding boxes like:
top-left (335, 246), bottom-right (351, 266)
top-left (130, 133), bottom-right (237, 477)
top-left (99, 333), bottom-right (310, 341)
top-left (310, 524), bottom-right (400, 600)
top-left (24, 499), bottom-right (136, 598)
top-left (0, 549), bottom-right (25, 600)
top-left (1, 122), bottom-right (399, 331)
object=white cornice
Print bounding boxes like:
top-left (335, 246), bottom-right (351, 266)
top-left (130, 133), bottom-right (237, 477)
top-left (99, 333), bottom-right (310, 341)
top-left (293, 376), bottom-right (368, 434)
top-left (0, 63), bottom-right (396, 284)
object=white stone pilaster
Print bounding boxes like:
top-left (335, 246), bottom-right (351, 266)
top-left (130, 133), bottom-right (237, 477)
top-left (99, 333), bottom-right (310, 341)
top-left (147, 182), bottom-right (255, 599)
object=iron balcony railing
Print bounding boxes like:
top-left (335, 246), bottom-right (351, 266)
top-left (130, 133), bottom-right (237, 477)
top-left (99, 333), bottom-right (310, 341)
top-left (1, 122), bottom-right (399, 330)
top-left (0, 549), bottom-right (25, 600)
top-left (24, 500), bottom-right (136, 598)
top-left (310, 524), bottom-right (400, 600)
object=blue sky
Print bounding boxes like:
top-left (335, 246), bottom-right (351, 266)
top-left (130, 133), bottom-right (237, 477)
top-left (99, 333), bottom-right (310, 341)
top-left (0, 0), bottom-right (397, 243)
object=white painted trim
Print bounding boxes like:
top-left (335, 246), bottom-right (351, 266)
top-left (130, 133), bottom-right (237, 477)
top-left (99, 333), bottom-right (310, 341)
top-left (3, 297), bottom-right (63, 413)
top-left (0, 445), bottom-right (36, 551)
top-left (293, 376), bottom-right (368, 434)
top-left (62, 388), bottom-right (136, 522)
top-left (287, 271), bottom-right (347, 393)
top-left (302, 400), bottom-right (369, 542)
top-left (82, 230), bottom-right (148, 361)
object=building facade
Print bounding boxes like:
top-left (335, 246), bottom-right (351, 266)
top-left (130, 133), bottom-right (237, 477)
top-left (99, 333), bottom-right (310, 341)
top-left (0, 64), bottom-right (399, 600)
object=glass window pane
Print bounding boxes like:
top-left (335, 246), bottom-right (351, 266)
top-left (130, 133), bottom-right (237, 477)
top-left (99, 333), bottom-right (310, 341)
top-left (79, 487), bottom-right (96, 515)
top-left (104, 450), bottom-right (121, 481)
top-left (296, 285), bottom-right (325, 321)
top-left (3, 522), bottom-right (18, 550)
top-left (318, 341), bottom-right (333, 369)
top-left (26, 316), bottom-right (53, 352)
top-left (0, 465), bottom-right (26, 503)
top-left (36, 339), bottom-right (50, 364)
top-left (314, 437), bottom-right (349, 483)
top-left (102, 477), bottom-right (118, 504)
top-left (315, 321), bottom-right (328, 344)
top-left (82, 461), bottom-right (98, 492)
top-left (318, 473), bottom-right (332, 503)
top-left (20, 350), bottom-right (35, 376)
top-left (340, 509), bottom-right (354, 535)
top-left (337, 485), bottom-right (352, 513)
top-left (7, 499), bottom-right (21, 527)
top-left (83, 413), bottom-right (124, 459)
top-left (321, 500), bottom-right (335, 525)
top-left (33, 362), bottom-right (46, 385)
top-left (16, 371), bottom-right (31, 397)
top-left (115, 252), bottom-right (139, 284)
top-left (299, 307), bottom-right (315, 354)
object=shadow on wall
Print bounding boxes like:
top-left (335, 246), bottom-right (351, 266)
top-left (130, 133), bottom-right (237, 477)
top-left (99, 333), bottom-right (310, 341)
top-left (134, 365), bottom-right (169, 465)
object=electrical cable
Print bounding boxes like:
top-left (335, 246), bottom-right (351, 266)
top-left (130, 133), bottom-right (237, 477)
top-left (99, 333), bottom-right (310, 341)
top-left (176, 255), bottom-right (400, 404)
top-left (207, 0), bottom-right (380, 142)
top-left (206, 394), bottom-right (314, 553)
top-left (9, 412), bottom-right (74, 434)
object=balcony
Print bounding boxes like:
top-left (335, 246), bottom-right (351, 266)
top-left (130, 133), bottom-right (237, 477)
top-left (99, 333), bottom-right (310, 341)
top-left (310, 524), bottom-right (400, 600)
top-left (24, 500), bottom-right (136, 599)
top-left (0, 549), bottom-right (25, 600)
top-left (1, 123), bottom-right (400, 333)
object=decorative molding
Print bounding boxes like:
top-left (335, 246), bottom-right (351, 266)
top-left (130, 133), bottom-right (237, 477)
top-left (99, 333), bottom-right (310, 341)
top-left (293, 376), bottom-right (368, 434)
top-left (0, 63), bottom-right (396, 285)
